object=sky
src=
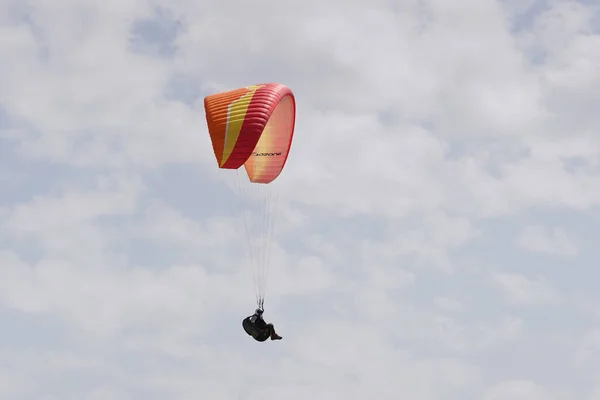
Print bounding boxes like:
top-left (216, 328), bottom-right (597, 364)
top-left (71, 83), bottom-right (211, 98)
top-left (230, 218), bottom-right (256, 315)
top-left (1, 0), bottom-right (600, 399)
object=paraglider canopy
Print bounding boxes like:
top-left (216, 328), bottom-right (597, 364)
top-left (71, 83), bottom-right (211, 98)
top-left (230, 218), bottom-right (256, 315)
top-left (204, 83), bottom-right (296, 183)
top-left (203, 83), bottom-right (296, 310)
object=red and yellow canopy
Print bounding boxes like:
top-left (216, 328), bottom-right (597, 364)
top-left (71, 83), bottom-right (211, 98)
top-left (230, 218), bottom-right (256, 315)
top-left (204, 83), bottom-right (296, 184)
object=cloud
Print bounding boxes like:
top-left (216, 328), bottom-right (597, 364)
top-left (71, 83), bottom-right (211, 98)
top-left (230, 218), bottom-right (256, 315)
top-left (491, 272), bottom-right (562, 306)
top-left (433, 296), bottom-right (467, 313)
top-left (516, 225), bottom-right (579, 256)
top-left (1, 0), bottom-right (599, 398)
top-left (482, 380), bottom-right (571, 400)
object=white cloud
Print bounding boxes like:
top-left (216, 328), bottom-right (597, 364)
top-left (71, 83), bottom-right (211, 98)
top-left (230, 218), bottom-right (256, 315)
top-left (491, 272), bottom-right (562, 306)
top-left (516, 225), bottom-right (579, 256)
top-left (434, 296), bottom-right (467, 313)
top-left (1, 0), bottom-right (599, 398)
top-left (483, 380), bottom-right (570, 400)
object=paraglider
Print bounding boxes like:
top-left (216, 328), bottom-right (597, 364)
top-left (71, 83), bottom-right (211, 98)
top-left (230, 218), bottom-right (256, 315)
top-left (242, 308), bottom-right (282, 341)
top-left (203, 83), bottom-right (296, 342)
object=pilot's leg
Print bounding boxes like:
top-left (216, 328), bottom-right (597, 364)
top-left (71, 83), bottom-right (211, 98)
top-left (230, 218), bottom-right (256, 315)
top-left (268, 323), bottom-right (282, 340)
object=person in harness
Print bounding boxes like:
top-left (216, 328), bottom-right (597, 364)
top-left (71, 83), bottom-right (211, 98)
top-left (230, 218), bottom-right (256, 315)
top-left (242, 308), bottom-right (282, 341)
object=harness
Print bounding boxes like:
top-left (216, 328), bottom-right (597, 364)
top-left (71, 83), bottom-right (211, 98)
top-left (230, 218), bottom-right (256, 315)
top-left (242, 316), bottom-right (270, 342)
